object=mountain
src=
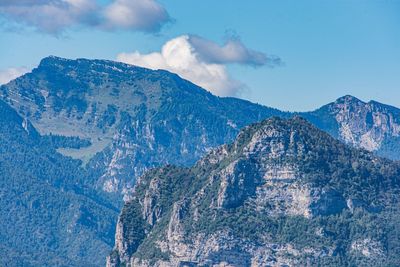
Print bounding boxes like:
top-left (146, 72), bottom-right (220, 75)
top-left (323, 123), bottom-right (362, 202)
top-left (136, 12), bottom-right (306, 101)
top-left (107, 117), bottom-right (400, 267)
top-left (0, 56), bottom-right (286, 204)
top-left (303, 95), bottom-right (400, 160)
top-left (1, 56), bottom-right (399, 207)
top-left (0, 99), bottom-right (118, 266)
top-left (0, 56), bottom-right (399, 266)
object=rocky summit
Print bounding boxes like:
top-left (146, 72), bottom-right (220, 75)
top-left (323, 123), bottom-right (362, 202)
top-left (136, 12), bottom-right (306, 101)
top-left (107, 117), bottom-right (400, 267)
top-left (302, 95), bottom-right (400, 160)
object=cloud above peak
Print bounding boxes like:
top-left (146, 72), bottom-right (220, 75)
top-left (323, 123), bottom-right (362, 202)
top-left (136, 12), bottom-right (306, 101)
top-left (0, 0), bottom-right (170, 34)
top-left (117, 35), bottom-right (282, 97)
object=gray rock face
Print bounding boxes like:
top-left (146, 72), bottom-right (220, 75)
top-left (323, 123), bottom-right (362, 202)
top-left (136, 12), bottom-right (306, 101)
top-left (334, 96), bottom-right (400, 151)
top-left (108, 117), bottom-right (400, 266)
top-left (303, 95), bottom-right (400, 159)
top-left (143, 178), bottom-right (164, 226)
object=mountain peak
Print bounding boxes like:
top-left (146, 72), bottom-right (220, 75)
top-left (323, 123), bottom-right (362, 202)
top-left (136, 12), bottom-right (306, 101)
top-left (237, 115), bottom-right (322, 144)
top-left (334, 95), bottom-right (365, 105)
top-left (38, 55), bottom-right (72, 66)
top-left (309, 94), bottom-right (400, 156)
top-left (38, 56), bottom-right (137, 72)
top-left (211, 115), bottom-right (340, 170)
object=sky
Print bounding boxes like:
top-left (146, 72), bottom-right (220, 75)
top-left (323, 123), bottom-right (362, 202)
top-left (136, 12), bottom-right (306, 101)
top-left (0, 0), bottom-right (399, 111)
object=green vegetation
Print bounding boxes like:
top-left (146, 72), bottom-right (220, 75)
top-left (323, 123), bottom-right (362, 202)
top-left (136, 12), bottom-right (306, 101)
top-left (0, 100), bottom-right (118, 266)
top-left (42, 133), bottom-right (92, 149)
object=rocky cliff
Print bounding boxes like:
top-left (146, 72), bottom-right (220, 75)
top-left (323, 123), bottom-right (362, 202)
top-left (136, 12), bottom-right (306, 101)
top-left (108, 117), bottom-right (400, 266)
top-left (303, 95), bottom-right (400, 160)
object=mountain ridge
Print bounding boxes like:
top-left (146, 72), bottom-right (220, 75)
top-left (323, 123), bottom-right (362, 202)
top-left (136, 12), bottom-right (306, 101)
top-left (1, 55), bottom-right (399, 205)
top-left (107, 116), bottom-right (400, 266)
top-left (0, 56), bottom-right (286, 204)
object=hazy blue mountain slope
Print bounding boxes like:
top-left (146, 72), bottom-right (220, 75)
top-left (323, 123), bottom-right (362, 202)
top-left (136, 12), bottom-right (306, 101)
top-left (108, 117), bottom-right (400, 267)
top-left (0, 99), bottom-right (118, 266)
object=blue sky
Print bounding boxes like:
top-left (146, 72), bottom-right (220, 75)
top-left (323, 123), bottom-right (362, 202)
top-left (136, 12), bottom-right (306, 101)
top-left (0, 0), bottom-right (399, 111)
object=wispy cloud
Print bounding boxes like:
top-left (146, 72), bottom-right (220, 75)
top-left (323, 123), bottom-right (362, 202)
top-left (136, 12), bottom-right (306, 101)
top-left (0, 0), bottom-right (170, 34)
top-left (0, 67), bottom-right (30, 85)
top-left (117, 34), bottom-right (282, 97)
top-left (188, 35), bottom-right (282, 67)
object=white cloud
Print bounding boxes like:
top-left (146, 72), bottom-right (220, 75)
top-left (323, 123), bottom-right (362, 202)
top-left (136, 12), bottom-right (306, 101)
top-left (117, 35), bottom-right (282, 97)
top-left (0, 67), bottom-right (30, 85)
top-left (0, 0), bottom-right (97, 34)
top-left (117, 35), bottom-right (242, 96)
top-left (0, 0), bottom-right (170, 34)
top-left (103, 0), bottom-right (169, 31)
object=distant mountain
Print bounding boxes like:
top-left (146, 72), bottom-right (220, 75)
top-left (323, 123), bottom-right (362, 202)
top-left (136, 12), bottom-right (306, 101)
top-left (0, 99), bottom-right (118, 266)
top-left (0, 56), bottom-right (286, 204)
top-left (107, 117), bottom-right (400, 266)
top-left (302, 95), bottom-right (400, 160)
